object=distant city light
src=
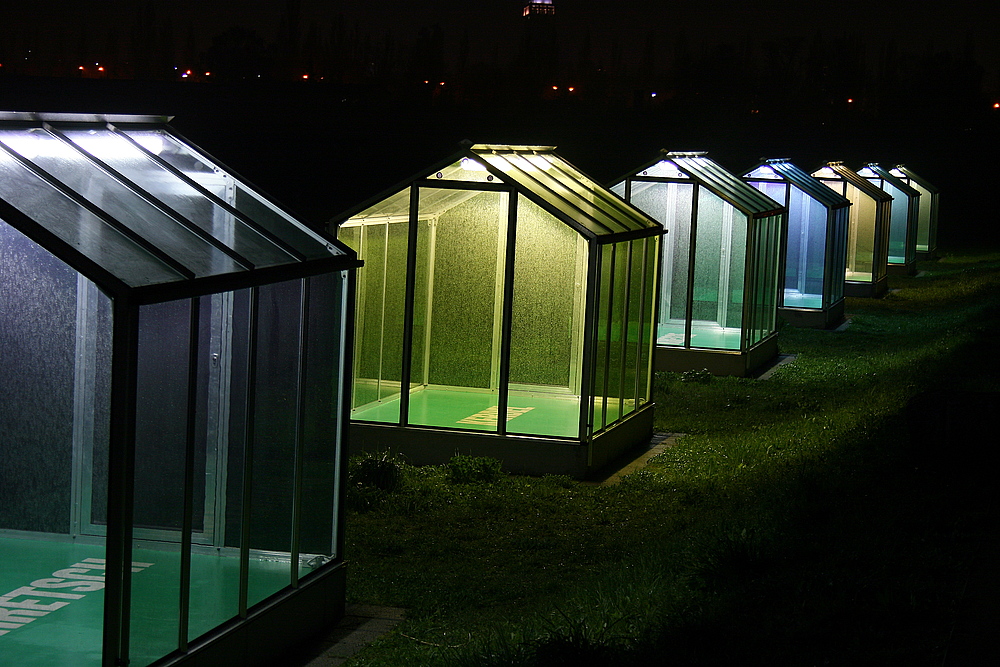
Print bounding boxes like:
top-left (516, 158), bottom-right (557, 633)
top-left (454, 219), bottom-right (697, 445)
top-left (651, 92), bottom-right (657, 98)
top-left (552, 85), bottom-right (559, 90)
top-left (994, 102), bottom-right (999, 109)
top-left (568, 87), bottom-right (575, 92)
top-left (847, 98), bottom-right (854, 103)
top-left (302, 74), bottom-right (309, 79)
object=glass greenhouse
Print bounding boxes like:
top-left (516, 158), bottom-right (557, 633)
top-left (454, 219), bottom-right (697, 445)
top-left (857, 163), bottom-right (920, 275)
top-left (812, 162), bottom-right (893, 298)
top-left (612, 152), bottom-right (786, 377)
top-left (743, 159), bottom-right (851, 329)
top-left (332, 144), bottom-right (662, 478)
top-left (0, 113), bottom-right (358, 667)
top-left (889, 165), bottom-right (940, 258)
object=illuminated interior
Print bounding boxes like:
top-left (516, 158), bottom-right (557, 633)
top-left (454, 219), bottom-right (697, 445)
top-left (1, 113), bottom-right (355, 666)
top-left (743, 160), bottom-right (849, 314)
top-left (890, 165), bottom-right (940, 255)
top-left (812, 163), bottom-right (892, 290)
top-left (336, 145), bottom-right (660, 447)
top-left (857, 163), bottom-right (919, 268)
top-left (613, 153), bottom-right (784, 355)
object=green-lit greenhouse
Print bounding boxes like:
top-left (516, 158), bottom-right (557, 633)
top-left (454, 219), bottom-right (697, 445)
top-left (331, 144), bottom-right (662, 479)
top-left (890, 165), bottom-right (940, 258)
top-left (743, 159), bottom-right (851, 329)
top-left (612, 152), bottom-right (786, 378)
top-left (812, 162), bottom-right (893, 298)
top-left (857, 163), bottom-right (920, 276)
top-left (0, 112), bottom-right (358, 667)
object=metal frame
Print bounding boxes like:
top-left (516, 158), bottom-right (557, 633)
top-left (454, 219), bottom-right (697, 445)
top-left (334, 144), bottom-right (662, 477)
top-left (1, 113), bottom-right (359, 667)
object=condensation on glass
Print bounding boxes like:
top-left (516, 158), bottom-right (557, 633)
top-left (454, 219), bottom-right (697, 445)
top-left (335, 145), bottom-right (660, 452)
top-left (0, 113), bottom-right (356, 667)
top-left (612, 153), bottom-right (785, 357)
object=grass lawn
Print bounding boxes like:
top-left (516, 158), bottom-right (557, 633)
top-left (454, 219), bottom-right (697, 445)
top-left (338, 248), bottom-right (1000, 666)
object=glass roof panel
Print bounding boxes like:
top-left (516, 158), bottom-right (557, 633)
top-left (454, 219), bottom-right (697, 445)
top-left (345, 187), bottom-right (411, 224)
top-left (474, 151), bottom-right (614, 237)
top-left (522, 153), bottom-right (656, 231)
top-left (62, 129), bottom-right (298, 269)
top-left (0, 150), bottom-right (185, 287)
top-left (747, 160), bottom-right (850, 209)
top-left (124, 129), bottom-right (337, 260)
top-left (0, 129), bottom-right (242, 279)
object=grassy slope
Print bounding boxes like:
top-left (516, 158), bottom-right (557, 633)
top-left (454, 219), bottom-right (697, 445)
top-left (339, 249), bottom-right (1000, 666)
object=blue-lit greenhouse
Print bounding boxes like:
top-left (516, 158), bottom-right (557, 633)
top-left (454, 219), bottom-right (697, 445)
top-left (613, 152), bottom-right (786, 377)
top-left (890, 165), bottom-right (940, 258)
top-left (743, 159), bottom-right (851, 329)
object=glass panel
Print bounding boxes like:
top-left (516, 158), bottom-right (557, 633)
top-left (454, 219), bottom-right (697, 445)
top-left (605, 241), bottom-right (630, 425)
top-left (628, 180), bottom-right (692, 347)
top-left (827, 207), bottom-right (848, 305)
top-left (0, 130), bottom-right (242, 279)
top-left (692, 188), bottom-right (743, 351)
top-left (912, 182), bottom-right (934, 252)
top-left (507, 195), bottom-right (584, 438)
top-left (0, 149), bottom-right (184, 287)
top-left (0, 218), bottom-right (107, 664)
top-left (129, 299), bottom-right (192, 666)
top-left (478, 153), bottom-right (610, 238)
top-left (408, 188), bottom-right (505, 432)
top-left (64, 129), bottom-right (296, 268)
top-left (298, 272), bottom-right (346, 573)
top-left (122, 130), bottom-right (335, 260)
top-left (623, 238), bottom-right (645, 417)
top-left (248, 280), bottom-right (302, 607)
top-left (845, 183), bottom-right (877, 283)
top-left (592, 244), bottom-right (613, 431)
top-left (338, 221), bottom-right (405, 423)
top-left (636, 236), bottom-right (658, 404)
top-left (882, 182), bottom-right (911, 265)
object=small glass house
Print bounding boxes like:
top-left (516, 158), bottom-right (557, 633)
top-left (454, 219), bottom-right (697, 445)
top-left (856, 163), bottom-right (920, 275)
top-left (889, 165), bottom-right (940, 258)
top-left (332, 144), bottom-right (662, 479)
top-left (612, 152), bottom-right (786, 377)
top-left (0, 112), bottom-right (358, 667)
top-left (743, 159), bottom-right (851, 329)
top-left (812, 162), bottom-right (893, 298)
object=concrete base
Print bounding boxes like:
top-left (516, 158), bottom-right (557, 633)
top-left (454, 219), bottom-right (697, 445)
top-left (845, 275), bottom-right (889, 298)
top-left (887, 260), bottom-right (917, 276)
top-left (779, 298), bottom-right (846, 329)
top-left (348, 402), bottom-right (656, 480)
top-left (654, 333), bottom-right (779, 378)
top-left (161, 563), bottom-right (347, 667)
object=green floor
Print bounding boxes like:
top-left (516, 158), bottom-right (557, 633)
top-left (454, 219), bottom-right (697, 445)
top-left (0, 535), bottom-right (293, 666)
top-left (781, 290), bottom-right (823, 310)
top-left (657, 321), bottom-right (742, 350)
top-left (352, 387), bottom-right (583, 438)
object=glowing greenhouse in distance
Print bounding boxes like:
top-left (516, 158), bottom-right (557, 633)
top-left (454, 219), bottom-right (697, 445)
top-left (331, 143), bottom-right (662, 479)
top-left (889, 165), bottom-right (940, 258)
top-left (743, 159), bottom-right (851, 329)
top-left (812, 162), bottom-right (893, 298)
top-left (612, 152), bottom-right (786, 377)
top-left (856, 163), bottom-right (920, 276)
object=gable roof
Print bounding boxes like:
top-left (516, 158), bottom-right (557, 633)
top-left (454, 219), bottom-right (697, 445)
top-left (0, 112), bottom-right (355, 304)
top-left (616, 151), bottom-right (785, 217)
top-left (743, 158), bottom-right (851, 209)
top-left (332, 143), bottom-right (662, 243)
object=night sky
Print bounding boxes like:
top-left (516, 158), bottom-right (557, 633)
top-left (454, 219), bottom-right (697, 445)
top-left (2, 1), bottom-right (997, 241)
